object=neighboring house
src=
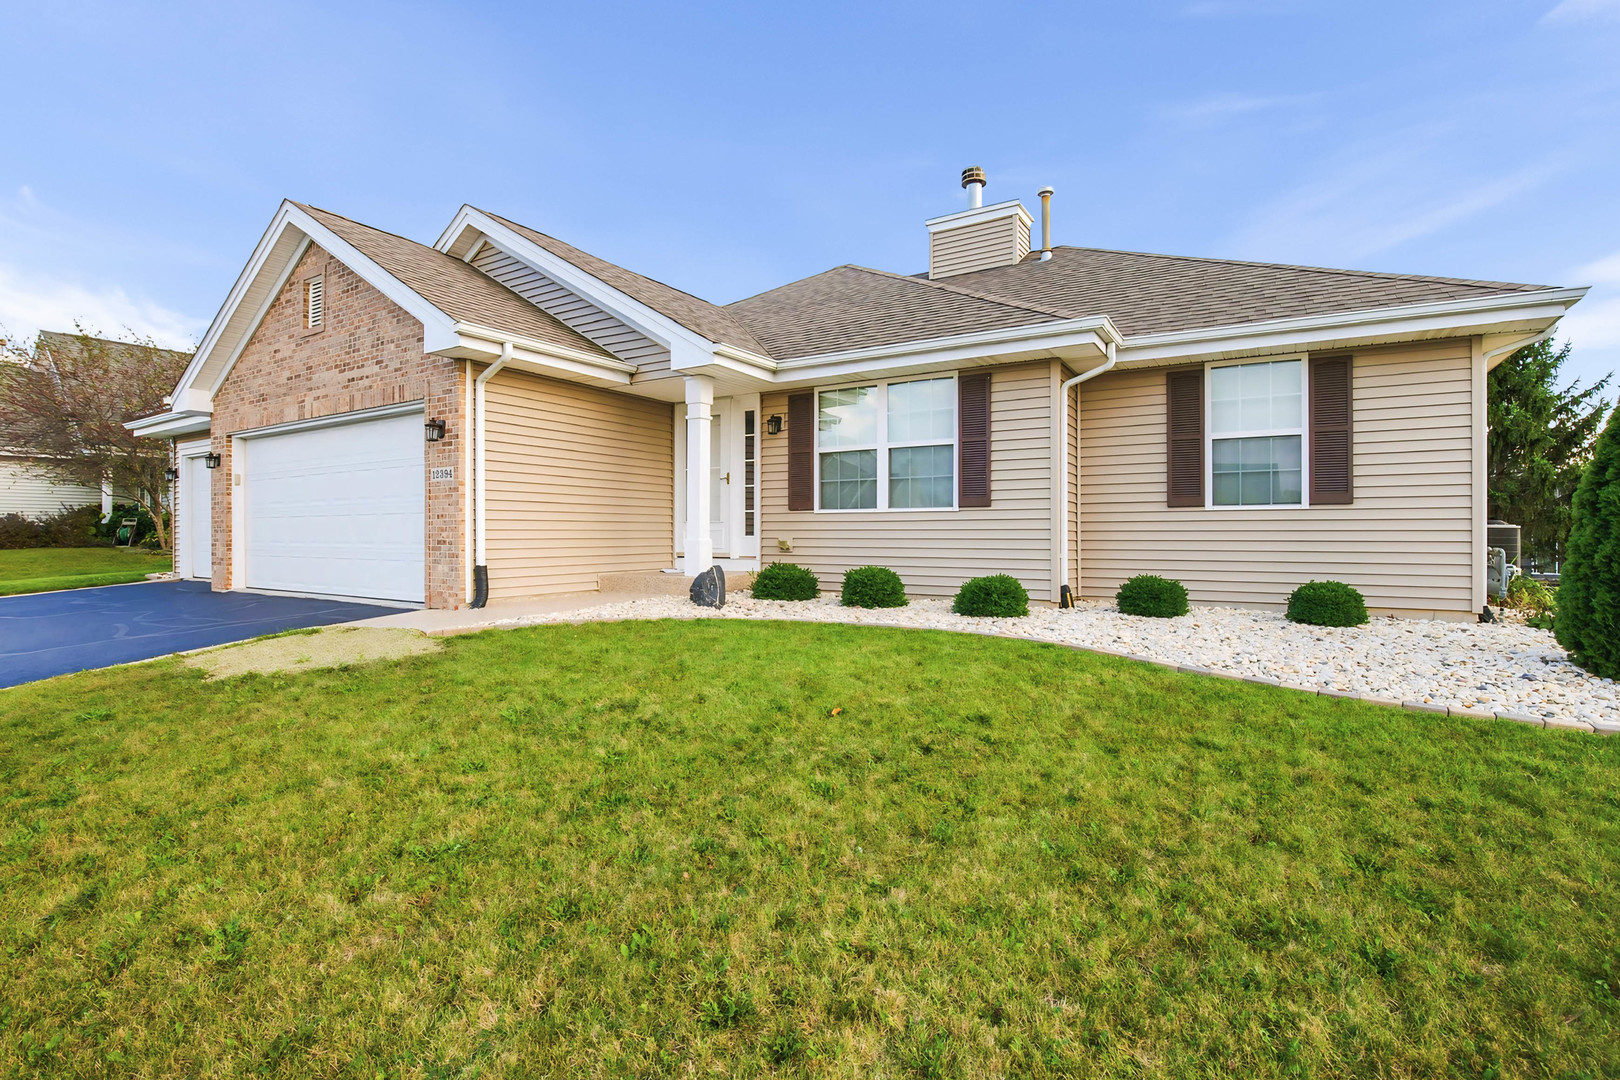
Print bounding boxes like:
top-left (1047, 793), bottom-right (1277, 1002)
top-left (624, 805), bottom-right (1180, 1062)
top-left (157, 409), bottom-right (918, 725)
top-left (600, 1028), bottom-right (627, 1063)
top-left (130, 171), bottom-right (1586, 618)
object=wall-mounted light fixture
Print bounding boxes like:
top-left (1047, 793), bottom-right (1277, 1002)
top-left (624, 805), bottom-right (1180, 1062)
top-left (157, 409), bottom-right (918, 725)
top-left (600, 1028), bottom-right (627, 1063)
top-left (204, 452), bottom-right (221, 469)
top-left (766, 414), bottom-right (783, 435)
top-left (425, 418), bottom-right (446, 442)
top-left (164, 466), bottom-right (179, 482)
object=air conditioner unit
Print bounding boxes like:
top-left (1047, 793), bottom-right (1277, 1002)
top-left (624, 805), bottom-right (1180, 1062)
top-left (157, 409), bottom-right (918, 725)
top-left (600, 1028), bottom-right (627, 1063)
top-left (1487, 520), bottom-right (1521, 564)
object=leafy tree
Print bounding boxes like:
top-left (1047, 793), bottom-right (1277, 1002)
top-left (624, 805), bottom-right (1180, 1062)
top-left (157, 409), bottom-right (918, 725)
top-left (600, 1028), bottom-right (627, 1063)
top-left (1555, 404), bottom-right (1620, 677)
top-left (1487, 338), bottom-right (1610, 566)
top-left (0, 328), bottom-right (191, 550)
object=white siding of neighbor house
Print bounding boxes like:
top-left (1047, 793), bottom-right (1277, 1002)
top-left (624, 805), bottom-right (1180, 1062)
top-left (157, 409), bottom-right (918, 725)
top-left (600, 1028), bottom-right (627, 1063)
top-left (484, 367), bottom-right (674, 599)
top-left (761, 361), bottom-right (1059, 599)
top-left (1078, 338), bottom-right (1480, 618)
top-left (0, 459), bottom-right (101, 519)
top-left (470, 245), bottom-right (672, 373)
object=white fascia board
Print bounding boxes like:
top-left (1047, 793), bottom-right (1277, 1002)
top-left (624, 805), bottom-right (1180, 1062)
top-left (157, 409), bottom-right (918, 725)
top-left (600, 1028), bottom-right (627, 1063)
top-left (435, 206), bottom-right (718, 357)
top-left (773, 316), bottom-right (1120, 373)
top-left (924, 199), bottom-right (1034, 233)
top-left (125, 410), bottom-right (212, 438)
top-left (769, 325), bottom-right (1113, 387)
top-left (1116, 288), bottom-right (1589, 366)
top-left (453, 323), bottom-right (636, 383)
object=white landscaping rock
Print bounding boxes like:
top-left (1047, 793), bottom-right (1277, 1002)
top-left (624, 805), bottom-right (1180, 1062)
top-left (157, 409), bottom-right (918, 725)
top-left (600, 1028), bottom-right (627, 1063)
top-left (493, 594), bottom-right (1619, 730)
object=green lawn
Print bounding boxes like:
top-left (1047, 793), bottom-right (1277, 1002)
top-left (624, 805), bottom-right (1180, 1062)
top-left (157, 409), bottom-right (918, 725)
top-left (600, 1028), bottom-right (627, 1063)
top-left (2, 621), bottom-right (1616, 1078)
top-left (0, 547), bottom-right (172, 596)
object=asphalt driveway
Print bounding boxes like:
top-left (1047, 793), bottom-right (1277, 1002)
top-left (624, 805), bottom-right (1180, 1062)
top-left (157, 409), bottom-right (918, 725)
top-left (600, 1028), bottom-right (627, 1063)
top-left (0, 580), bottom-right (400, 688)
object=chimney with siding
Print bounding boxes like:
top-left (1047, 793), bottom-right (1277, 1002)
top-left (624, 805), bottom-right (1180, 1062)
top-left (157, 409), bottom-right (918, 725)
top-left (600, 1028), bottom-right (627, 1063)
top-left (926, 167), bottom-right (1034, 279)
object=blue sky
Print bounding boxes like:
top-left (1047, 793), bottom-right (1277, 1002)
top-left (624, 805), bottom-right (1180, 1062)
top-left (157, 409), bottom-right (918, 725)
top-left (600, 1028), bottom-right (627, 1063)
top-left (2, 0), bottom-right (1618, 389)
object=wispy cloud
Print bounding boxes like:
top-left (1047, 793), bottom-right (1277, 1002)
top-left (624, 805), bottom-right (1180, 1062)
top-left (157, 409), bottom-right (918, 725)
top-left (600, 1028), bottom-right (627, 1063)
top-left (1541, 0), bottom-right (1620, 25)
top-left (0, 263), bottom-right (204, 351)
top-left (1559, 252), bottom-right (1620, 354)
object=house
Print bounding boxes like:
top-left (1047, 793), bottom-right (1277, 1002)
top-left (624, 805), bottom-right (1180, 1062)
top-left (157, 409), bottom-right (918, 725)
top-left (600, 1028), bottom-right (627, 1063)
top-left (4, 330), bottom-right (188, 520)
top-left (129, 169), bottom-right (1586, 618)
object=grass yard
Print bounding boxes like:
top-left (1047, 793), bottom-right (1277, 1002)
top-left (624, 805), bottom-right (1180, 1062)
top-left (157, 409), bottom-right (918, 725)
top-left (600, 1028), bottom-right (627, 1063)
top-left (0, 547), bottom-right (171, 596)
top-left (2, 620), bottom-right (1616, 1078)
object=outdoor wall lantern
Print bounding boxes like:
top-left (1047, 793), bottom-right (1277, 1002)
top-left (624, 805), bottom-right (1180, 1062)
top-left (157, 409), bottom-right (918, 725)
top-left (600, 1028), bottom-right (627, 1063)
top-left (766, 414), bottom-right (783, 435)
top-left (204, 452), bottom-right (221, 469)
top-left (164, 466), bottom-right (179, 482)
top-left (424, 418), bottom-right (447, 442)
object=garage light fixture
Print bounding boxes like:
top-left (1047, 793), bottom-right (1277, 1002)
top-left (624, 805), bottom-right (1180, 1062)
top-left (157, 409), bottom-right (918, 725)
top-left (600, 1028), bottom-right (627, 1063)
top-left (766, 414), bottom-right (783, 435)
top-left (164, 466), bottom-right (179, 482)
top-left (204, 452), bottom-right (221, 469)
top-left (424, 418), bottom-right (446, 442)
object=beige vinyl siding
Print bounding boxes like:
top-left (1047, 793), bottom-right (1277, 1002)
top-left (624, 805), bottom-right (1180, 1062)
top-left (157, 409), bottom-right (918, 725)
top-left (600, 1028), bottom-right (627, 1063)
top-left (0, 459), bottom-right (101, 519)
top-left (929, 217), bottom-right (1031, 279)
top-left (1078, 339), bottom-right (1478, 617)
top-left (471, 245), bottom-right (672, 373)
top-left (761, 362), bottom-right (1056, 598)
top-left (484, 369), bottom-right (674, 599)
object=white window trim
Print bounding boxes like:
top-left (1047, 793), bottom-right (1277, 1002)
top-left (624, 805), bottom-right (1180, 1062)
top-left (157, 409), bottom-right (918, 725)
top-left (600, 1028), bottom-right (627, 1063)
top-left (1204, 355), bottom-right (1310, 510)
top-left (813, 374), bottom-right (959, 513)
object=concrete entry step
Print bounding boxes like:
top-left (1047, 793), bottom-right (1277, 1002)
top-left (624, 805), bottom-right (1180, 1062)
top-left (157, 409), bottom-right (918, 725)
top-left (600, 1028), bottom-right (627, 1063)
top-left (599, 569), bottom-right (756, 595)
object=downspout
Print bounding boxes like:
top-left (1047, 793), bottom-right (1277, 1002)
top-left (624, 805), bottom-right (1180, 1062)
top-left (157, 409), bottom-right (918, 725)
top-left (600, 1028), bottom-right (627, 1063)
top-left (1057, 340), bottom-right (1117, 607)
top-left (470, 341), bottom-right (512, 608)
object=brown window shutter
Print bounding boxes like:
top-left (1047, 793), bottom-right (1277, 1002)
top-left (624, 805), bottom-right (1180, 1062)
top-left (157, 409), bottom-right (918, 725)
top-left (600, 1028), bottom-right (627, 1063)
top-left (787, 391), bottom-right (814, 511)
top-left (1310, 355), bottom-right (1353, 504)
top-left (958, 371), bottom-right (992, 507)
top-left (1166, 367), bottom-right (1204, 507)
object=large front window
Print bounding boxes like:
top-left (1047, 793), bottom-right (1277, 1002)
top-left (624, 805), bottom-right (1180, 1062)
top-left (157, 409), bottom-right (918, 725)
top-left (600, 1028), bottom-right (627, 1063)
top-left (817, 377), bottom-right (955, 510)
top-left (1209, 359), bottom-right (1304, 506)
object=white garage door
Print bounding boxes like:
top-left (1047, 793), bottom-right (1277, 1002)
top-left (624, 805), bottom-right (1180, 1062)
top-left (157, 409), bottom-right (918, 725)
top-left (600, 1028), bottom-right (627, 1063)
top-left (243, 410), bottom-right (425, 603)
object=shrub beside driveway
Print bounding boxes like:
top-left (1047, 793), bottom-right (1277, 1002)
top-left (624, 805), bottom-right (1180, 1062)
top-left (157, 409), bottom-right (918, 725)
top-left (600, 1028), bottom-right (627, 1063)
top-left (1, 619), bottom-right (1615, 1076)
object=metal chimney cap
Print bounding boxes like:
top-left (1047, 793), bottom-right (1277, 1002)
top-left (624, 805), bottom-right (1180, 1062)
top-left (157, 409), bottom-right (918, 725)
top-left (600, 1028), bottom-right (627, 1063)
top-left (961, 166), bottom-right (987, 189)
top-left (1037, 185), bottom-right (1055, 197)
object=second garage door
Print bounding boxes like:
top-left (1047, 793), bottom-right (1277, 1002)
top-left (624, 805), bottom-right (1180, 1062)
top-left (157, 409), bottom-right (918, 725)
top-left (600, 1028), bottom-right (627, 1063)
top-left (243, 410), bottom-right (425, 604)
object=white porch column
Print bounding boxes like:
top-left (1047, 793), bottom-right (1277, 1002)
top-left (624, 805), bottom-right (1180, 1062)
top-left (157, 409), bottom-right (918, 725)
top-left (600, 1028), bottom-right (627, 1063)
top-left (684, 375), bottom-right (715, 576)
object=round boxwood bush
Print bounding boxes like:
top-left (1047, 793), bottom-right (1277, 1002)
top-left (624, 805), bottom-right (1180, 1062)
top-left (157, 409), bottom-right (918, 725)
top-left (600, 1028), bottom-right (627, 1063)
top-left (1115, 574), bottom-right (1189, 618)
top-left (1556, 405), bottom-right (1620, 677)
top-left (750, 562), bottom-right (820, 601)
top-left (1286, 580), bottom-right (1368, 627)
top-left (841, 566), bottom-right (907, 608)
top-left (952, 574), bottom-right (1030, 617)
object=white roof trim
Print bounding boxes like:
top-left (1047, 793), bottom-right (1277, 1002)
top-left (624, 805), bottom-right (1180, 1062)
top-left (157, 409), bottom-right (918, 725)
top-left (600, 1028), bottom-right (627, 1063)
top-left (772, 315), bottom-right (1123, 372)
top-left (126, 409), bottom-right (212, 438)
top-left (169, 201), bottom-right (463, 408)
top-left (924, 199), bottom-right (1034, 233)
top-left (1116, 287), bottom-right (1588, 365)
top-left (435, 206), bottom-right (719, 359)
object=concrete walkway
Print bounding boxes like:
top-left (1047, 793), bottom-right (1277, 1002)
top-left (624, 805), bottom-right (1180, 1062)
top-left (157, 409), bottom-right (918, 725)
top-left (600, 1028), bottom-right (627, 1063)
top-left (349, 591), bottom-right (649, 635)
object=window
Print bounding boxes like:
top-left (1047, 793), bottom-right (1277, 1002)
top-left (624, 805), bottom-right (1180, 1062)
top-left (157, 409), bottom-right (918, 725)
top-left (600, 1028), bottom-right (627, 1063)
top-left (743, 409), bottom-right (756, 537)
top-left (305, 276), bottom-right (325, 329)
top-left (816, 376), bottom-right (955, 510)
top-left (1208, 359), bottom-right (1304, 506)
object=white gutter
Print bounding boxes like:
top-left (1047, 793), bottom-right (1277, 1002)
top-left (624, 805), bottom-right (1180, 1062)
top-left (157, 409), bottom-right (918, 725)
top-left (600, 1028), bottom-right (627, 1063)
top-left (470, 340), bottom-right (512, 607)
top-left (1057, 341), bottom-right (1117, 605)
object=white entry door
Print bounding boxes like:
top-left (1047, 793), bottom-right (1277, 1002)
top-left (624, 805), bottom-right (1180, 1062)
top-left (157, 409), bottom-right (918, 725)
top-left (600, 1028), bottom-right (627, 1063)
top-left (184, 453), bottom-right (212, 580)
top-left (242, 410), bottom-right (425, 603)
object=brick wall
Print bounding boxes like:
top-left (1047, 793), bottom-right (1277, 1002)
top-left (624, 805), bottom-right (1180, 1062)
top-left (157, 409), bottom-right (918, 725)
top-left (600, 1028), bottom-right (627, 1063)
top-left (210, 242), bottom-right (467, 608)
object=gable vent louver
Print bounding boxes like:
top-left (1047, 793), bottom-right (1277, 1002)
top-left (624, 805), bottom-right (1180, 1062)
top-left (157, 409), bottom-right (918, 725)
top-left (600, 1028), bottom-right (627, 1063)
top-left (306, 276), bottom-right (325, 328)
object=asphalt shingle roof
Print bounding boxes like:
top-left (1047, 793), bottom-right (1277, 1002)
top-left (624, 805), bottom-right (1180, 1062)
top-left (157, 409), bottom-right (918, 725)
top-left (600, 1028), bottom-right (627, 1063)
top-left (478, 210), bottom-right (771, 356)
top-left (298, 204), bottom-right (615, 360)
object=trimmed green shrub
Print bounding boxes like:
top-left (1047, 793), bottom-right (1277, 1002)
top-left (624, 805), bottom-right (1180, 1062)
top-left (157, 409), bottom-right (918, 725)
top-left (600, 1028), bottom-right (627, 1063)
top-left (0, 505), bottom-right (107, 550)
top-left (1556, 406), bottom-right (1620, 677)
top-left (1286, 580), bottom-right (1368, 627)
top-left (1115, 574), bottom-right (1189, 618)
top-left (1504, 575), bottom-right (1557, 619)
top-left (952, 574), bottom-right (1029, 617)
top-left (750, 562), bottom-right (820, 601)
top-left (841, 566), bottom-right (907, 608)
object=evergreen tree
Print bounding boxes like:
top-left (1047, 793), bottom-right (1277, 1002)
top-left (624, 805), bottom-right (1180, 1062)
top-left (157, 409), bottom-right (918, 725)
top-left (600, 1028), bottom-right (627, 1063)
top-left (1555, 404), bottom-right (1620, 678)
top-left (1487, 339), bottom-right (1610, 566)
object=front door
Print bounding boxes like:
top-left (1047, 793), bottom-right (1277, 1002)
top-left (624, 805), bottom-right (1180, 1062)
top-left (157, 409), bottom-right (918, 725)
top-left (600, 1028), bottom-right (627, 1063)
top-left (678, 395), bottom-right (760, 564)
top-left (709, 409), bottom-right (729, 555)
top-left (185, 453), bottom-right (212, 580)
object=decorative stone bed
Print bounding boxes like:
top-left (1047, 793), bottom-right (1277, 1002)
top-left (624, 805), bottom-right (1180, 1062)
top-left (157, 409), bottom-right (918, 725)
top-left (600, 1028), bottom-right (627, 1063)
top-left (494, 594), bottom-right (1619, 733)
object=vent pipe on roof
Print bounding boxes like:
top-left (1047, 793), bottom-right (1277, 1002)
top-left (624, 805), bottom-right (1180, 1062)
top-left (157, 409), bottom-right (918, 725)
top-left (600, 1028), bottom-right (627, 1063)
top-left (961, 166), bottom-right (986, 209)
top-left (1037, 186), bottom-right (1054, 261)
